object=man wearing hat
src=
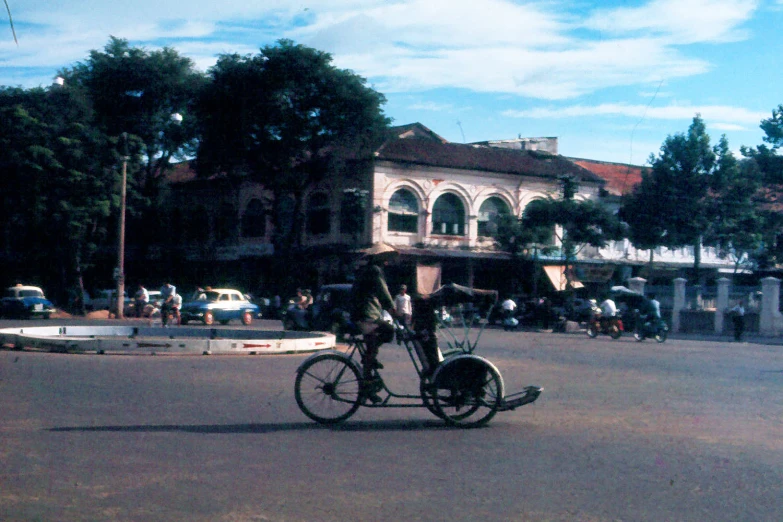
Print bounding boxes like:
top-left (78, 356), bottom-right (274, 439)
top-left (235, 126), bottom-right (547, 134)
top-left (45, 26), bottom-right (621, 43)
top-left (350, 245), bottom-right (396, 403)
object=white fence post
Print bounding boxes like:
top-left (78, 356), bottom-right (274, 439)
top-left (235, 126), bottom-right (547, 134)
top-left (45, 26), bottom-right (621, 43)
top-left (759, 277), bottom-right (782, 336)
top-left (628, 277), bottom-right (646, 295)
top-left (672, 278), bottom-right (687, 333)
top-left (715, 277), bottom-right (730, 335)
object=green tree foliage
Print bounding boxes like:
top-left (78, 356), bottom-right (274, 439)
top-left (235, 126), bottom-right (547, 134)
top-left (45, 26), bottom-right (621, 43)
top-left (621, 115), bottom-right (716, 277)
top-left (60, 37), bottom-right (206, 262)
top-left (742, 105), bottom-right (783, 267)
top-left (495, 176), bottom-right (625, 291)
top-left (196, 39), bottom-right (391, 253)
top-left (706, 137), bottom-right (763, 272)
top-left (64, 37), bottom-right (204, 198)
top-left (0, 85), bottom-right (115, 308)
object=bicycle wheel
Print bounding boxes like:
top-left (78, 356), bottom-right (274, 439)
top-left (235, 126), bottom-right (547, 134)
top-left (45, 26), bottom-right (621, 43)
top-left (432, 356), bottom-right (504, 428)
top-left (420, 379), bottom-right (445, 419)
top-left (295, 353), bottom-right (362, 424)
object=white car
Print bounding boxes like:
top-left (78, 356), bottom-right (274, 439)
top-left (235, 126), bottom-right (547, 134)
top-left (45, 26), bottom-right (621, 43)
top-left (1, 284), bottom-right (56, 319)
top-left (179, 288), bottom-right (260, 325)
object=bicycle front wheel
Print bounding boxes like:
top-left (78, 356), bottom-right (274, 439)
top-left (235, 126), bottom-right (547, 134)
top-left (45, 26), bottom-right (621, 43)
top-left (295, 353), bottom-right (362, 424)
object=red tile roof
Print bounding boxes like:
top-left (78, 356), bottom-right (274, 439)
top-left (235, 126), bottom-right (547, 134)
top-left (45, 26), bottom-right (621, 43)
top-left (568, 158), bottom-right (647, 196)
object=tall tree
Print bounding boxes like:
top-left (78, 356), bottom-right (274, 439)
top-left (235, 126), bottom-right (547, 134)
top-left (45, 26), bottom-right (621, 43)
top-left (706, 137), bottom-right (763, 273)
top-left (622, 115), bottom-right (716, 281)
top-left (196, 39), bottom-right (391, 254)
top-left (62, 37), bottom-right (205, 250)
top-left (0, 84), bottom-right (115, 308)
top-left (742, 104), bottom-right (783, 267)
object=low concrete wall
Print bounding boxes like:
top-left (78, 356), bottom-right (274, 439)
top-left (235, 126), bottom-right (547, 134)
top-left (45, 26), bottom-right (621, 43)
top-left (0, 326), bottom-right (335, 355)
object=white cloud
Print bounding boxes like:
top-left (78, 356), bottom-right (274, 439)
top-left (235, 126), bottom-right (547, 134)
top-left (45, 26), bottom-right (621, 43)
top-left (503, 103), bottom-right (768, 125)
top-left (408, 101), bottom-right (455, 112)
top-left (584, 0), bottom-right (758, 44)
top-left (710, 122), bottom-right (748, 131)
top-left (0, 0), bottom-right (764, 104)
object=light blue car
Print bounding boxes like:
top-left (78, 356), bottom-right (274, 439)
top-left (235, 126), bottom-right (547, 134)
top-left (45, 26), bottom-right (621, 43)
top-left (1, 285), bottom-right (56, 319)
top-left (179, 288), bottom-right (259, 325)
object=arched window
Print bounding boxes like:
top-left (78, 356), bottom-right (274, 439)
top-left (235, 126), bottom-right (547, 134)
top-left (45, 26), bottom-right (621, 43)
top-left (307, 193), bottom-right (331, 235)
top-left (478, 197), bottom-right (511, 237)
top-left (241, 198), bottom-right (266, 238)
top-left (388, 189), bottom-right (419, 233)
top-left (432, 193), bottom-right (465, 236)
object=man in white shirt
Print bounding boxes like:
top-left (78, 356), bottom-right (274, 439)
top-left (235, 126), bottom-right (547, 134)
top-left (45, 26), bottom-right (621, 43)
top-left (599, 297), bottom-right (617, 317)
top-left (394, 284), bottom-right (412, 327)
top-left (134, 285), bottom-right (149, 318)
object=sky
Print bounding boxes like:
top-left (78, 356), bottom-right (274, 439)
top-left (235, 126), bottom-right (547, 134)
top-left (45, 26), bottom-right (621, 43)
top-left (2, 0), bottom-right (782, 165)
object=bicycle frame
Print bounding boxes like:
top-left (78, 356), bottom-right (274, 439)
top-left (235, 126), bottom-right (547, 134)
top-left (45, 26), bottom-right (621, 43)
top-left (334, 323), bottom-right (439, 408)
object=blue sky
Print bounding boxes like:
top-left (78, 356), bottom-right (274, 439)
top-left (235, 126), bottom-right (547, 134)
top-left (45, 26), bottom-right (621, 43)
top-left (2, 0), bottom-right (782, 164)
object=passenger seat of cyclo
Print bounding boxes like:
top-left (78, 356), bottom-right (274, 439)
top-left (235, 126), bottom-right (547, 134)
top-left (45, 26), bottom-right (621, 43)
top-left (411, 296), bottom-right (444, 376)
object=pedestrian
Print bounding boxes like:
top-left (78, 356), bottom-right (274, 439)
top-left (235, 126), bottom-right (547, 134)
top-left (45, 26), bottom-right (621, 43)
top-left (394, 284), bottom-right (413, 327)
top-left (730, 299), bottom-right (745, 342)
top-left (501, 295), bottom-right (517, 320)
top-left (172, 292), bottom-right (182, 325)
top-left (134, 284), bottom-right (149, 318)
top-left (160, 282), bottom-right (176, 326)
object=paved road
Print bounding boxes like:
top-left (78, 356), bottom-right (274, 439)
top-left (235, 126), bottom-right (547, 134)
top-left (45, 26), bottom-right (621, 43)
top-left (2, 319), bottom-right (782, 521)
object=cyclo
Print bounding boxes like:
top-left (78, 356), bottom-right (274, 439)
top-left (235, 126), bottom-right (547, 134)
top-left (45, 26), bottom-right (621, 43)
top-left (294, 283), bottom-right (543, 428)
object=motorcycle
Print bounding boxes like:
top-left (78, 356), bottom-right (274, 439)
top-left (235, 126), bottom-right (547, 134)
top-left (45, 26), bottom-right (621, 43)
top-left (586, 309), bottom-right (624, 339)
top-left (633, 314), bottom-right (668, 343)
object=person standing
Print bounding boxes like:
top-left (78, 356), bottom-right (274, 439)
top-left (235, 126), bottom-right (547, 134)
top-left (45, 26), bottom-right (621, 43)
top-left (394, 284), bottom-right (413, 327)
top-left (730, 299), bottom-right (746, 342)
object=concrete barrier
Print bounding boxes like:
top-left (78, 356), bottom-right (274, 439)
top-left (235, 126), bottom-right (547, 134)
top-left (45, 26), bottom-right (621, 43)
top-left (0, 326), bottom-right (335, 355)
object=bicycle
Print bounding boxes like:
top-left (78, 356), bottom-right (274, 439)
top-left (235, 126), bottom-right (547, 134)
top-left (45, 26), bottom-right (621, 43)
top-left (294, 283), bottom-right (542, 428)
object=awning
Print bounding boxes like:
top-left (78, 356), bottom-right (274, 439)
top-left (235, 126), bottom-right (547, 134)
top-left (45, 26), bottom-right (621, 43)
top-left (543, 265), bottom-right (585, 291)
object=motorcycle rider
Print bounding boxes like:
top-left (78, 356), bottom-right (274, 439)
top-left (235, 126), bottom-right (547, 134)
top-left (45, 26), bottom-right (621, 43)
top-left (599, 295), bottom-right (617, 319)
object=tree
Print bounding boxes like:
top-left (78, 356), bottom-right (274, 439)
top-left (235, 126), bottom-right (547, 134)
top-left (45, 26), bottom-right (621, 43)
top-left (706, 137), bottom-right (763, 273)
top-left (196, 39), bottom-right (391, 254)
top-left (742, 105), bottom-right (783, 267)
top-left (621, 115), bottom-right (716, 282)
top-left (62, 37), bottom-right (205, 249)
top-left (495, 176), bottom-right (625, 294)
top-left (0, 84), bottom-right (115, 309)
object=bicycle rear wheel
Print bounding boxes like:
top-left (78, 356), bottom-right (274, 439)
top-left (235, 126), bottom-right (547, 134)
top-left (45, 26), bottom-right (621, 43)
top-left (432, 356), bottom-right (504, 428)
top-left (295, 353), bottom-right (362, 424)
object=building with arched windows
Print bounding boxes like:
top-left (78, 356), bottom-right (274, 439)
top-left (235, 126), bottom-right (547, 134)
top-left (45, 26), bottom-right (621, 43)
top-left (156, 123), bottom-right (736, 297)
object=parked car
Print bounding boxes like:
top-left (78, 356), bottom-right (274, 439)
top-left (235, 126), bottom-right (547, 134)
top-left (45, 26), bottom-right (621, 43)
top-left (1, 284), bottom-right (56, 319)
top-left (91, 289), bottom-right (132, 311)
top-left (282, 283), bottom-right (353, 335)
top-left (179, 288), bottom-right (259, 325)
